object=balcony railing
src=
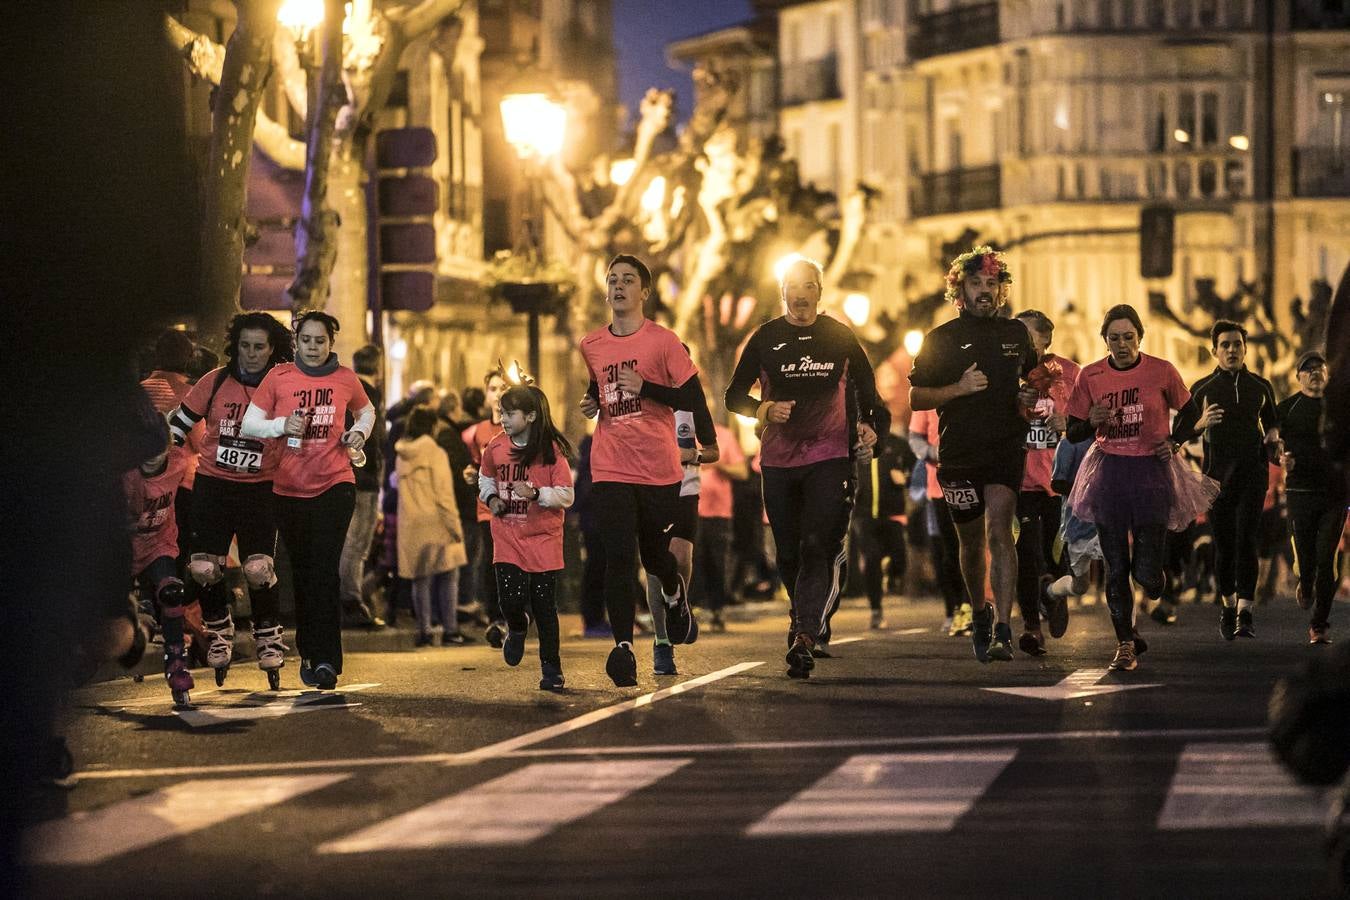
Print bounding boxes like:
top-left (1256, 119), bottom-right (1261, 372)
top-left (911, 165), bottom-right (1001, 217)
top-left (1293, 146), bottom-right (1350, 197)
top-left (781, 56), bottom-right (840, 106)
top-left (908, 2), bottom-right (999, 61)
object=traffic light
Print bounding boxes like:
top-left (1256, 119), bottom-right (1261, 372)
top-left (373, 127), bottom-right (438, 312)
top-left (1140, 205), bottom-right (1174, 279)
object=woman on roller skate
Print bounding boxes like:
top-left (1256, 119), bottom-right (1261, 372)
top-left (169, 313), bottom-right (293, 690)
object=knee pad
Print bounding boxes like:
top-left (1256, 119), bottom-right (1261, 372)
top-left (157, 578), bottom-right (187, 612)
top-left (188, 553), bottom-right (225, 587)
top-left (243, 554), bottom-right (277, 590)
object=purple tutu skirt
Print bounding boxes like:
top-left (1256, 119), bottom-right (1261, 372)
top-left (1067, 444), bottom-right (1220, 532)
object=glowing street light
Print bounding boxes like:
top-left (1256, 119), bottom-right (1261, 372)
top-left (639, 175), bottom-right (667, 214)
top-left (1229, 134), bottom-right (1250, 151)
top-left (903, 329), bottom-right (924, 356)
top-left (499, 93), bottom-right (567, 160)
top-left (842, 292), bottom-right (870, 327)
top-left (1174, 128), bottom-right (1191, 144)
top-left (278, 0), bottom-right (325, 35)
top-left (773, 252), bottom-right (822, 285)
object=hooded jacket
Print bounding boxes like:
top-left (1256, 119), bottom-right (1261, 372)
top-left (394, 434), bottom-right (466, 578)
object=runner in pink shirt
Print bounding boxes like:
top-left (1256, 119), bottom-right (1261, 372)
top-left (1064, 304), bottom-right (1219, 671)
top-left (479, 385), bottom-right (575, 690)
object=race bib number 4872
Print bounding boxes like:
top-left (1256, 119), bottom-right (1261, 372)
top-left (215, 435), bottom-right (264, 474)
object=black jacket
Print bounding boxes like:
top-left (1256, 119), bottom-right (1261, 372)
top-left (1276, 392), bottom-right (1330, 493)
top-left (1171, 366), bottom-right (1277, 480)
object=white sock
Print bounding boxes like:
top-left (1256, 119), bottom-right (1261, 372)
top-left (1221, 594), bottom-right (1237, 608)
top-left (1237, 598), bottom-right (1254, 614)
top-left (1049, 575), bottom-right (1075, 599)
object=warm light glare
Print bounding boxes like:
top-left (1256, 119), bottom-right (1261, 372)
top-left (507, 360), bottom-right (522, 384)
top-left (609, 158), bottom-right (636, 186)
top-left (843, 293), bottom-right (870, 327)
top-left (390, 338), bottom-right (408, 361)
top-left (903, 329), bottom-right (924, 357)
top-left (773, 252), bottom-right (821, 285)
top-left (1229, 134), bottom-right (1249, 151)
top-left (277, 0), bottom-right (325, 31)
top-left (640, 176), bottom-right (666, 214)
top-left (1174, 128), bottom-right (1190, 143)
top-left (735, 414), bottom-right (759, 428)
top-left (499, 93), bottom-right (567, 159)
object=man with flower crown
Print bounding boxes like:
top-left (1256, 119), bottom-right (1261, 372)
top-left (908, 246), bottom-right (1040, 663)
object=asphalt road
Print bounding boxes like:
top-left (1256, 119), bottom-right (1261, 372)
top-left (24, 594), bottom-right (1345, 898)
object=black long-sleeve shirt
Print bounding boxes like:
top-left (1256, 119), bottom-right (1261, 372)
top-left (1276, 392), bottom-right (1331, 493)
top-left (1170, 366), bottom-right (1278, 480)
top-left (725, 314), bottom-right (889, 468)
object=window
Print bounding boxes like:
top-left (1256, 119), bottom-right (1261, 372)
top-left (1224, 0), bottom-right (1248, 27)
top-left (1224, 159), bottom-right (1245, 196)
top-left (1198, 160), bottom-right (1217, 197)
top-left (1200, 92), bottom-right (1218, 146)
top-left (1146, 0), bottom-right (1165, 27)
top-left (1177, 90), bottom-right (1196, 148)
top-left (1313, 89), bottom-right (1348, 153)
top-left (1175, 161), bottom-right (1192, 197)
top-left (1175, 0), bottom-right (1193, 27)
top-left (1120, 0), bottom-right (1136, 26)
top-left (1151, 91), bottom-right (1168, 152)
top-left (1199, 0), bottom-right (1218, 27)
top-left (1227, 88), bottom-right (1247, 141)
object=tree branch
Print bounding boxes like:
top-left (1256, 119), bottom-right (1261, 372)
top-left (272, 27), bottom-right (308, 122)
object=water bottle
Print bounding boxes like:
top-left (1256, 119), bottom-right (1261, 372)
top-left (347, 445), bottom-right (367, 468)
top-left (286, 408), bottom-right (304, 451)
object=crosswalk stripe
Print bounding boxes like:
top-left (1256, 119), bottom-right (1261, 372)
top-left (318, 758), bottom-right (692, 852)
top-left (1156, 742), bottom-right (1332, 830)
top-left (25, 774), bottom-right (349, 865)
top-left (745, 749), bottom-right (1018, 836)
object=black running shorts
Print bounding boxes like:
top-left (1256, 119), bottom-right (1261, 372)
top-left (936, 451), bottom-right (1027, 525)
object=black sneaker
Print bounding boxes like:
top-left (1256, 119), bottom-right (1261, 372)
top-left (971, 603), bottom-right (994, 663)
top-left (664, 574), bottom-right (694, 644)
top-left (988, 623), bottom-right (1014, 661)
top-left (1149, 602), bottom-right (1177, 626)
top-left (786, 636), bottom-right (815, 679)
top-left (1043, 576), bottom-right (1070, 639)
top-left (485, 621), bottom-right (506, 649)
top-left (810, 642), bottom-right (834, 659)
top-left (605, 643), bottom-right (638, 687)
top-left (312, 663), bottom-right (338, 691)
top-left (1132, 630), bottom-right (1149, 656)
top-left (503, 629), bottom-right (526, 667)
top-left (1018, 629), bottom-right (1047, 657)
top-left (1235, 609), bottom-right (1255, 638)
top-left (1220, 606), bottom-right (1237, 641)
top-left (539, 662), bottom-right (565, 691)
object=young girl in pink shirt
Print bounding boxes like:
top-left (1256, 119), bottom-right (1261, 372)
top-left (478, 385), bottom-right (576, 690)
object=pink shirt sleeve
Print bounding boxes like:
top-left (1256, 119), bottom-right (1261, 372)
top-left (1065, 368), bottom-right (1093, 420)
top-left (252, 369), bottom-right (280, 416)
top-left (1163, 361), bottom-right (1190, 411)
top-left (343, 369), bottom-right (369, 415)
top-left (662, 331), bottom-right (698, 387)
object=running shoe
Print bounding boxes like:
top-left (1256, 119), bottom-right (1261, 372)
top-left (951, 603), bottom-right (974, 637)
top-left (942, 615), bottom-right (954, 635)
top-left (442, 631), bottom-right (474, 646)
top-left (811, 642), bottom-right (834, 659)
top-left (582, 622), bottom-right (613, 639)
top-left (1295, 584), bottom-right (1312, 611)
top-left (987, 622), bottom-right (1014, 661)
top-left (414, 631), bottom-right (435, 648)
top-left (1219, 606), bottom-right (1237, 641)
top-left (1236, 609), bottom-right (1255, 638)
top-left (1108, 640), bottom-right (1137, 671)
top-left (539, 662), bottom-right (565, 691)
top-left (971, 603), bottom-right (994, 663)
top-left (1043, 576), bottom-right (1070, 639)
top-left (1149, 602), bottom-right (1177, 626)
top-left (1309, 626), bottom-right (1331, 645)
top-left (708, 612), bottom-right (727, 633)
top-left (870, 610), bottom-right (887, 630)
top-left (605, 642), bottom-right (638, 687)
top-left (653, 642), bottom-right (677, 675)
top-left (485, 621), bottom-right (507, 649)
top-left (786, 635), bottom-right (815, 679)
top-left (663, 574), bottom-right (695, 645)
top-left (503, 628), bottom-right (526, 666)
top-left (305, 662), bottom-right (337, 690)
top-left (1018, 628), bottom-right (1047, 657)
top-left (1132, 630), bottom-right (1149, 656)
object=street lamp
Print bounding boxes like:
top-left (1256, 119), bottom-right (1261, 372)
top-left (903, 329), bottom-right (924, 357)
top-left (842, 292), bottom-right (870, 327)
top-left (499, 90), bottom-right (568, 378)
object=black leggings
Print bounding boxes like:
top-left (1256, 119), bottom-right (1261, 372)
top-left (762, 458), bottom-right (854, 643)
top-left (1209, 464), bottom-right (1266, 599)
top-left (274, 483), bottom-right (355, 672)
top-left (693, 517), bottom-right (733, 612)
top-left (1287, 491), bottom-right (1347, 630)
top-left (929, 497), bottom-right (968, 616)
top-left (190, 474), bottom-right (280, 625)
top-left (470, 520), bottom-right (501, 622)
top-left (1015, 490), bottom-right (1062, 629)
top-left (850, 516), bottom-right (902, 611)
top-left (592, 481), bottom-right (681, 645)
top-left (495, 563), bottom-right (561, 668)
top-left (1097, 521), bottom-right (1167, 642)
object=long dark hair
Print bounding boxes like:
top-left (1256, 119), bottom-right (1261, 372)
top-left (500, 385), bottom-right (575, 467)
top-left (224, 312), bottom-right (294, 371)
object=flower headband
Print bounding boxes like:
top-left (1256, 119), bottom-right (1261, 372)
top-left (944, 245), bottom-right (1012, 307)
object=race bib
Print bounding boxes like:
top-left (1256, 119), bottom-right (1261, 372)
top-left (941, 481), bottom-right (980, 511)
top-left (215, 435), bottom-right (264, 474)
top-left (1025, 423), bottom-right (1059, 450)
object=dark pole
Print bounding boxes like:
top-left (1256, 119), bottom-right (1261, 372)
top-left (528, 308), bottom-right (541, 380)
top-left (1262, 0), bottom-right (1277, 316)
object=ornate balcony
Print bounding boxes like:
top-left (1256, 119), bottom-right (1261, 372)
top-left (910, 164), bottom-right (1001, 217)
top-left (908, 2), bottom-right (999, 61)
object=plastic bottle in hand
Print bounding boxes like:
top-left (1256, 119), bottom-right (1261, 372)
top-left (287, 408), bottom-right (305, 451)
top-left (347, 444), bottom-right (367, 468)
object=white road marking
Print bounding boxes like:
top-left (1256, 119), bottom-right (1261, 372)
top-left (449, 661), bottom-right (763, 764)
top-left (97, 682), bottom-right (382, 713)
top-left (1156, 742), bottom-right (1332, 830)
top-left (983, 668), bottom-right (1162, 701)
top-left (73, 665), bottom-right (762, 781)
top-left (318, 759), bottom-right (691, 853)
top-left (25, 774), bottom-right (349, 865)
top-left (71, 727), bottom-right (1266, 781)
top-left (747, 749), bottom-right (1017, 836)
top-left (829, 637), bottom-right (863, 646)
top-left (892, 627), bottom-right (929, 635)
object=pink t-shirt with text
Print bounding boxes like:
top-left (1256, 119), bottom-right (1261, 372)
top-left (1023, 354), bottom-right (1082, 493)
top-left (698, 423), bottom-right (745, 519)
top-left (124, 447), bottom-right (190, 574)
top-left (482, 434), bottom-right (574, 573)
top-left (249, 363), bottom-right (369, 497)
top-left (1066, 353), bottom-right (1190, 456)
top-left (909, 408), bottom-right (942, 500)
